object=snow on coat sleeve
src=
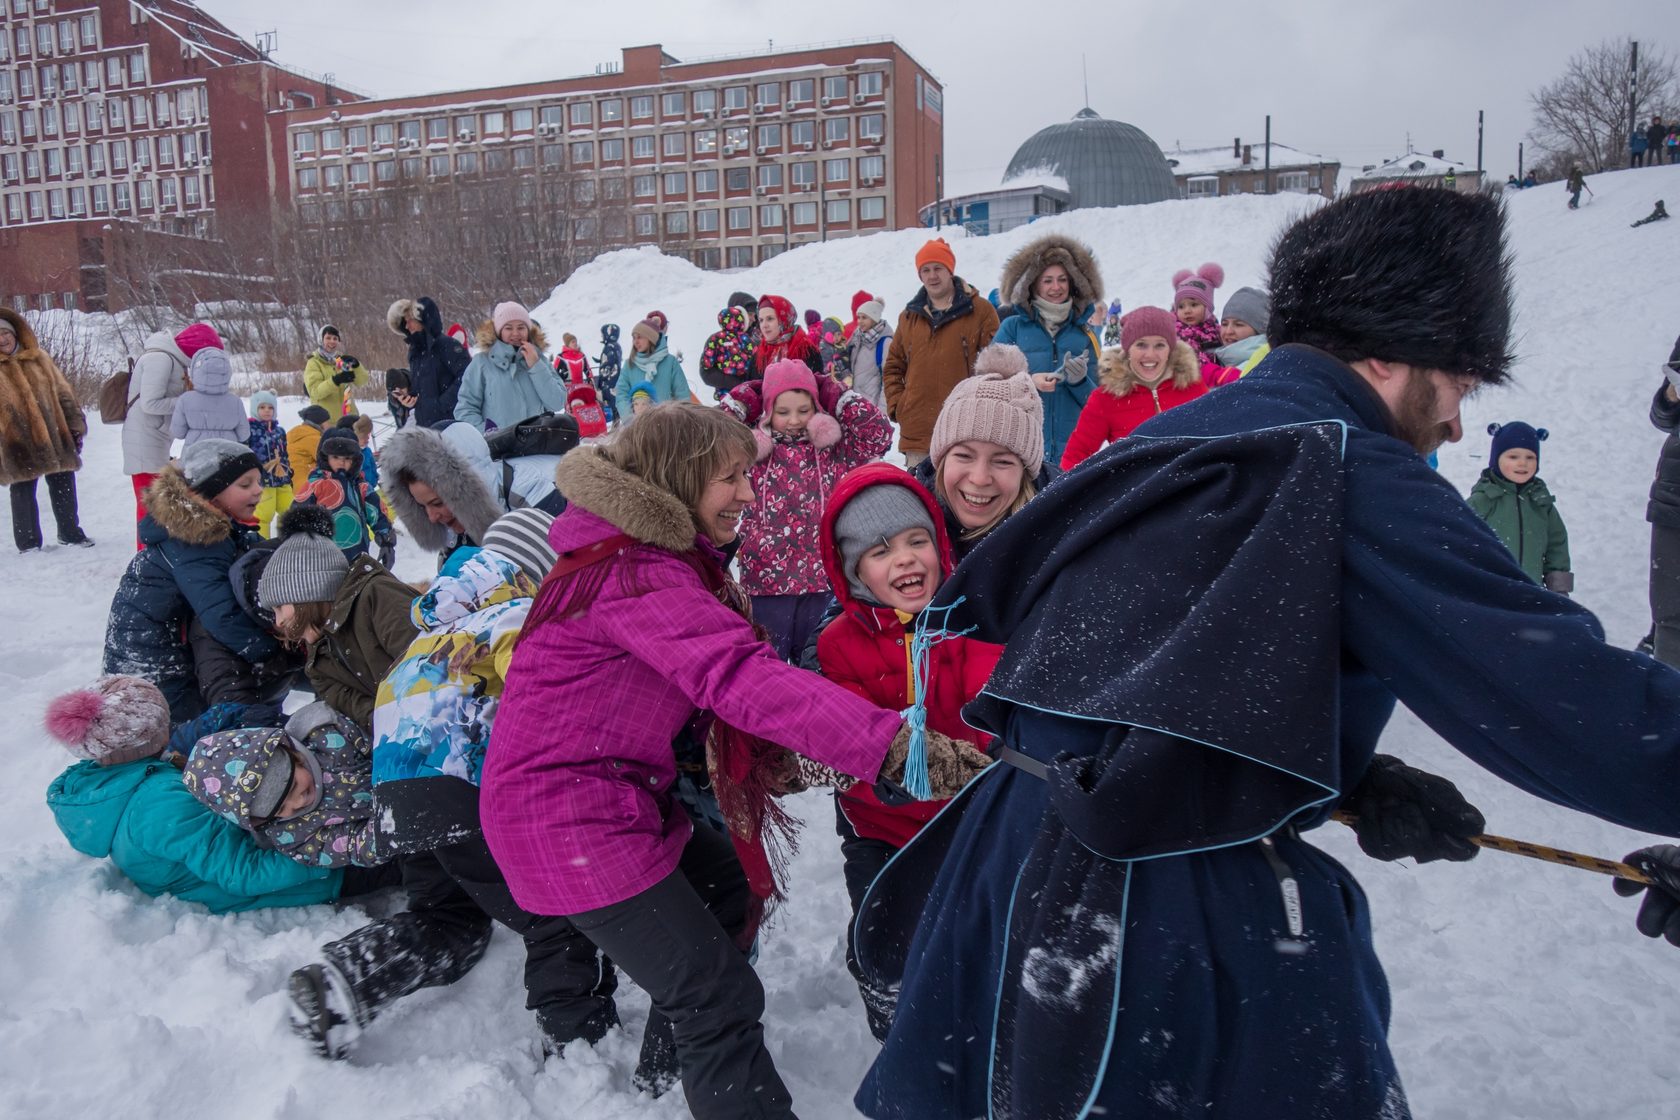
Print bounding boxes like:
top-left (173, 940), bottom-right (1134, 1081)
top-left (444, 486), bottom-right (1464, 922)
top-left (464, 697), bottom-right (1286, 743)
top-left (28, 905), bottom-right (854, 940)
top-left (593, 562), bottom-right (901, 781)
top-left (1343, 448), bottom-right (1680, 834)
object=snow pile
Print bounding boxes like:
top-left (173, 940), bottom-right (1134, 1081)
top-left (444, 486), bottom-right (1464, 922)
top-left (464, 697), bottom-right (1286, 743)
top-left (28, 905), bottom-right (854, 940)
top-left (4, 165), bottom-right (1680, 1118)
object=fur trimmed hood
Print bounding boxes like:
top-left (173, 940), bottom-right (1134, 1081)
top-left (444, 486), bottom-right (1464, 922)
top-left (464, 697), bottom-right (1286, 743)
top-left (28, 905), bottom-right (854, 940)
top-left (552, 446), bottom-right (697, 553)
top-left (380, 426), bottom-right (504, 552)
top-left (473, 318), bottom-right (548, 352)
top-left (140, 467), bottom-right (234, 546)
top-left (998, 234), bottom-right (1104, 312)
top-left (1, 306), bottom-right (40, 357)
top-left (1097, 339), bottom-right (1202, 398)
top-left (387, 298), bottom-right (420, 336)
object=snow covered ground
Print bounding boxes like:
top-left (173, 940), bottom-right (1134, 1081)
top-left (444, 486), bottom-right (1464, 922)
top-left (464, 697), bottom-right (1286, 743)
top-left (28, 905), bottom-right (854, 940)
top-left (4, 166), bottom-right (1680, 1118)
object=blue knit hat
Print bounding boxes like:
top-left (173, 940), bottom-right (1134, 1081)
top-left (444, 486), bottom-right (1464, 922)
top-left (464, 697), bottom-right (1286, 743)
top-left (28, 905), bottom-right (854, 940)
top-left (1487, 421), bottom-right (1546, 477)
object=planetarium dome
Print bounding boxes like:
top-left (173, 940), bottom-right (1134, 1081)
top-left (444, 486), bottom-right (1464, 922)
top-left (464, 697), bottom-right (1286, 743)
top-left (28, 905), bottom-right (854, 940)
top-left (1004, 107), bottom-right (1179, 208)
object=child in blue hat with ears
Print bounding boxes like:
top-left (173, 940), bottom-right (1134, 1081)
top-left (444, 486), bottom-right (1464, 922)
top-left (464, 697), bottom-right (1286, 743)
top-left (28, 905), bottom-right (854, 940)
top-left (1467, 421), bottom-right (1572, 592)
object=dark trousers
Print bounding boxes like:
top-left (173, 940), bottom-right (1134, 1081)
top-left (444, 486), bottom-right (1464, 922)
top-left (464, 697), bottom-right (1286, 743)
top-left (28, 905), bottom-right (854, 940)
top-left (567, 822), bottom-right (783, 1120)
top-left (321, 852), bottom-right (494, 1030)
top-left (834, 799), bottom-right (901, 1042)
top-left (372, 775), bottom-right (621, 1046)
top-left (1651, 522), bottom-right (1680, 668)
top-left (9, 471), bottom-right (83, 551)
top-left (750, 592), bottom-right (831, 663)
top-left (1633, 150), bottom-right (1647, 168)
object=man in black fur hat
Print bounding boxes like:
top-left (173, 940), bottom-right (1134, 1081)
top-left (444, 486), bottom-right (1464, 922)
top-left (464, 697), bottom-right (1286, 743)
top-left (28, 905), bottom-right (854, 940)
top-left (855, 187), bottom-right (1680, 1120)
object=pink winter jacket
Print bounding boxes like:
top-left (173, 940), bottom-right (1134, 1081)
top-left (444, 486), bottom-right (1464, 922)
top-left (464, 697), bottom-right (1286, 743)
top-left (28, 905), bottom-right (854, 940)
top-left (480, 450), bottom-right (902, 915)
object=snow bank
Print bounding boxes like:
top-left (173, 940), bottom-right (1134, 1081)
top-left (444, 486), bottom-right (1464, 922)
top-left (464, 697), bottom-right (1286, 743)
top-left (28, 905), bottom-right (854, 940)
top-left (5, 165), bottom-right (1680, 1118)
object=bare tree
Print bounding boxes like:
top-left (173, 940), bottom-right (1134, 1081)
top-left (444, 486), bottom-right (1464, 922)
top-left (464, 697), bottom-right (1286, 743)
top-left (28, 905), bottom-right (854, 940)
top-left (1530, 38), bottom-right (1680, 172)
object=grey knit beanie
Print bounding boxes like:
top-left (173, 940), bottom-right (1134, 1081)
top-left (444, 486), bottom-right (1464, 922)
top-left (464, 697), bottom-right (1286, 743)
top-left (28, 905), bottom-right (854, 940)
top-left (481, 508), bottom-right (558, 584)
top-left (258, 506), bottom-right (350, 608)
top-left (834, 484), bottom-right (937, 602)
top-left (179, 439), bottom-right (261, 498)
top-left (1221, 286), bottom-right (1271, 335)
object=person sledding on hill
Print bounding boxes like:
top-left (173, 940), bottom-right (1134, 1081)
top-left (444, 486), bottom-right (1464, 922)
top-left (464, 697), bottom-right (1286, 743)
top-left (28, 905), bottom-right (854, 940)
top-left (293, 434), bottom-right (394, 562)
top-left (1467, 421), bottom-right (1572, 592)
top-left (1059, 306), bottom-right (1207, 470)
top-left (1632, 200), bottom-right (1669, 227)
top-left (853, 186), bottom-right (1680, 1120)
top-left (815, 463), bottom-right (1003, 1041)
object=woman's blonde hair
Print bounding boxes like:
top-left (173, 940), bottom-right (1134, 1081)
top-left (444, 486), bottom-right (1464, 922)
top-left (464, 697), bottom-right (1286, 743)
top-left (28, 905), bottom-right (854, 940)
top-left (934, 455), bottom-right (1037, 541)
top-left (603, 402), bottom-right (756, 528)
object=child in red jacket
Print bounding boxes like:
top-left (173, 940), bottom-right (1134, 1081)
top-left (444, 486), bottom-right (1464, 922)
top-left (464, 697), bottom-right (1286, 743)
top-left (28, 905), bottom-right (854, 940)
top-left (816, 461), bottom-right (1002, 1041)
top-left (1060, 306), bottom-right (1207, 470)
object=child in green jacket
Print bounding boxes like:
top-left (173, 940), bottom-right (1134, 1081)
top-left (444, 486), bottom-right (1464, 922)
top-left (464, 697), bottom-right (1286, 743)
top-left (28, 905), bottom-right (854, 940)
top-left (1467, 421), bottom-right (1572, 592)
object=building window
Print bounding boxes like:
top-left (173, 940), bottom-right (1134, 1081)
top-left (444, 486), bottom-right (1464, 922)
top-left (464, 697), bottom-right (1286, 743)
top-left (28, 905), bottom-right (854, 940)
top-left (759, 203), bottom-right (783, 228)
top-left (58, 20), bottom-right (74, 52)
top-left (26, 190), bottom-right (43, 220)
top-left (63, 64), bottom-right (78, 94)
top-left (178, 88), bottom-right (197, 122)
top-left (662, 91), bottom-right (685, 117)
top-left (602, 176), bottom-right (626, 200)
top-left (512, 146), bottom-right (535, 169)
top-left (858, 155), bottom-right (885, 182)
top-left (91, 183), bottom-right (107, 214)
top-left (662, 132), bottom-right (686, 158)
top-left (80, 14), bottom-right (97, 46)
top-left (693, 89), bottom-right (717, 115)
top-left (859, 114), bottom-right (885, 142)
top-left (789, 78), bottom-right (814, 105)
top-left (44, 148), bottom-right (60, 176)
top-left (827, 198), bottom-right (851, 224)
top-left (694, 169), bottom-right (719, 193)
top-left (629, 95), bottom-right (653, 120)
top-left (88, 144), bottom-right (104, 174)
top-left (824, 118), bottom-right (850, 145)
top-left (373, 122), bottom-right (394, 147)
top-left (481, 111), bottom-right (505, 135)
top-left (790, 121), bottom-right (815, 149)
top-left (349, 162), bottom-right (370, 185)
top-left (427, 117), bottom-right (449, 142)
top-left (113, 182), bottom-right (129, 212)
top-left (321, 128), bottom-right (341, 151)
top-left (825, 158), bottom-right (850, 184)
top-left (41, 67), bottom-right (57, 96)
top-left (695, 208), bottom-right (719, 232)
top-left (571, 140), bottom-right (594, 164)
top-left (725, 166), bottom-right (750, 192)
top-left (401, 156), bottom-right (421, 179)
top-left (632, 173), bottom-right (656, 198)
top-left (1185, 176), bottom-right (1218, 199)
top-left (574, 216), bottom-right (597, 239)
top-left (724, 127), bottom-right (749, 154)
top-left (455, 152), bottom-right (479, 175)
top-left (570, 102), bottom-right (594, 127)
top-left (0, 154), bottom-right (14, 183)
top-left (756, 124), bottom-right (781, 149)
top-left (540, 144), bottom-right (564, 167)
top-left (64, 101), bottom-right (81, 133)
top-left (859, 195), bottom-right (886, 222)
top-left (486, 149), bottom-right (510, 172)
top-left (600, 138), bottom-right (624, 162)
top-left (693, 130), bottom-right (718, 156)
top-left (634, 212), bottom-right (656, 236)
top-left (663, 171), bottom-right (687, 196)
top-left (348, 125), bottom-right (368, 148)
top-left (322, 164), bottom-right (343, 188)
top-left (665, 210), bottom-right (689, 234)
top-left (573, 178), bottom-right (596, 203)
top-left (600, 98), bottom-right (623, 124)
top-left (85, 59), bottom-right (99, 88)
top-left (453, 116), bottom-right (475, 141)
top-left (107, 98), bottom-right (124, 129)
top-left (36, 25), bottom-right (51, 55)
top-left (723, 86), bottom-right (749, 112)
top-left (109, 141), bottom-right (126, 171)
top-left (791, 161), bottom-right (816, 188)
top-left (823, 75), bottom-right (848, 103)
top-left (65, 145), bottom-right (82, 174)
top-left (400, 120), bottom-right (422, 145)
top-left (501, 108), bottom-right (528, 134)
top-left (297, 167), bottom-right (319, 190)
top-left (726, 205), bottom-right (751, 231)
top-left (157, 178), bottom-right (176, 209)
top-left (23, 150), bottom-right (38, 178)
top-left (428, 154), bottom-right (450, 176)
top-left (68, 186), bottom-right (86, 216)
top-left (1276, 170), bottom-right (1310, 193)
top-left (540, 105), bottom-right (564, 128)
top-left (858, 71), bottom-right (883, 97)
top-left (183, 176), bottom-right (200, 206)
top-left (791, 201), bottom-right (817, 225)
top-left (631, 135), bottom-right (655, 159)
top-left (129, 52), bottom-right (145, 83)
top-left (727, 246), bottom-right (754, 269)
top-left (131, 137), bottom-right (150, 169)
top-left (756, 82), bottom-right (780, 108)
top-left (757, 164), bottom-right (782, 189)
top-left (693, 248), bottom-right (722, 270)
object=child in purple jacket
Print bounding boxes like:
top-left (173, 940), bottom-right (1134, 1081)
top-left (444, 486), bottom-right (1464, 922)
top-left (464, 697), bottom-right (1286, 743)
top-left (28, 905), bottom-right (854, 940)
top-left (480, 404), bottom-right (989, 1112)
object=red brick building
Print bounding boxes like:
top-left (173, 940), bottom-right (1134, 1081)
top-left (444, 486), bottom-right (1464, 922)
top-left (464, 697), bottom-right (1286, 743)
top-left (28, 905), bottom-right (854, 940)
top-left (0, 0), bottom-right (349, 311)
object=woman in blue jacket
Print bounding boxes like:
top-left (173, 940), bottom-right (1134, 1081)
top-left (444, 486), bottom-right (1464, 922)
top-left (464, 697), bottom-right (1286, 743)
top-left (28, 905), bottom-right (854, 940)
top-left (991, 233), bottom-right (1105, 467)
top-left (454, 301), bottom-right (561, 431)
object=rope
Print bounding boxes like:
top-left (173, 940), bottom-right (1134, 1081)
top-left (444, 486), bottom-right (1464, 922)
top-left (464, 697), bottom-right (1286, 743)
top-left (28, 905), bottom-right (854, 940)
top-left (897, 597), bottom-right (977, 800)
top-left (1331, 810), bottom-right (1652, 885)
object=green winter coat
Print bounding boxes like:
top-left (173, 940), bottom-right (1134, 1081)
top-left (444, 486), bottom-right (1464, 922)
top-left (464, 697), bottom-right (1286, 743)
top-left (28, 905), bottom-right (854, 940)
top-left (304, 554), bottom-right (421, 729)
top-left (1467, 470), bottom-right (1571, 586)
top-left (303, 350), bottom-right (367, 416)
top-left (46, 756), bottom-right (342, 912)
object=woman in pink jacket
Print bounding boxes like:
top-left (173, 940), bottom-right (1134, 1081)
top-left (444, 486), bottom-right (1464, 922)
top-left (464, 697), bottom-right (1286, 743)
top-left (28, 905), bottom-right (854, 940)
top-left (480, 403), bottom-right (988, 1118)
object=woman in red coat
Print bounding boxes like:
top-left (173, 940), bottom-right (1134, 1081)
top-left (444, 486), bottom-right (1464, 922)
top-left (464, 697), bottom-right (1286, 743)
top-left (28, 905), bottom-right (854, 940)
top-left (753, 294), bottom-right (824, 376)
top-left (815, 461), bottom-right (1002, 1040)
top-left (1060, 306), bottom-right (1206, 470)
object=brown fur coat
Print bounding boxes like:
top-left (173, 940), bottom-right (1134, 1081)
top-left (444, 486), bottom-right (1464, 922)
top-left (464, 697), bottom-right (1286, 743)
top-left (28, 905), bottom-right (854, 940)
top-left (0, 308), bottom-right (85, 485)
top-left (998, 234), bottom-right (1105, 310)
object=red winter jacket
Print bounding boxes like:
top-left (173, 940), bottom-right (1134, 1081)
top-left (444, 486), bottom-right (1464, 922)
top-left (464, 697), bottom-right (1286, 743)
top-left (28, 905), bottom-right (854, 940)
top-left (556, 347), bottom-right (591, 387)
top-left (817, 463), bottom-right (1001, 847)
top-left (1060, 341), bottom-right (1207, 470)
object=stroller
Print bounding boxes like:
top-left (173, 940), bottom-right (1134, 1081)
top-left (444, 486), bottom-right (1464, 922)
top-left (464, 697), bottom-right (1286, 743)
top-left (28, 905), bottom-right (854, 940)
top-left (568, 383), bottom-right (609, 439)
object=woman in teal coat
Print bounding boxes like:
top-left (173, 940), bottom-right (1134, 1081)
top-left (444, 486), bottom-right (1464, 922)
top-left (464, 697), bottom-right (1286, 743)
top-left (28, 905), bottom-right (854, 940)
top-left (613, 318), bottom-right (694, 419)
top-left (44, 679), bottom-right (349, 914)
top-left (990, 233), bottom-right (1105, 467)
top-left (454, 301), bottom-right (562, 431)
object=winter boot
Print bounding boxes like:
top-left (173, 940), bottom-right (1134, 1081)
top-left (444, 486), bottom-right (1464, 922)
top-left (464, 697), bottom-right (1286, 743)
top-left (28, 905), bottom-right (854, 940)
top-left (631, 1011), bottom-right (680, 1098)
top-left (288, 962), bottom-right (365, 1060)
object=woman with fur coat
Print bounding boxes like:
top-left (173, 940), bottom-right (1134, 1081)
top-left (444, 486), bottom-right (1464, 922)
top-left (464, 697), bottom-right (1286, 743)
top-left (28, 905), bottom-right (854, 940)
top-left (454, 301), bottom-right (561, 431)
top-left (991, 233), bottom-right (1106, 468)
top-left (0, 307), bottom-right (91, 551)
top-left (1060, 307), bottom-right (1208, 470)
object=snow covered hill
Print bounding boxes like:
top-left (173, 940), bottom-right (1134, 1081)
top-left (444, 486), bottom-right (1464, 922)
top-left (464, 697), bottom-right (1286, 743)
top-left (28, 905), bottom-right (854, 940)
top-left (4, 166), bottom-right (1679, 1118)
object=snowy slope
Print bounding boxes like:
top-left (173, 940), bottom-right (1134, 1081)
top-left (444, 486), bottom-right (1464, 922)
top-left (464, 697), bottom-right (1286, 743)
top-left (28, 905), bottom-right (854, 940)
top-left (4, 167), bottom-right (1680, 1118)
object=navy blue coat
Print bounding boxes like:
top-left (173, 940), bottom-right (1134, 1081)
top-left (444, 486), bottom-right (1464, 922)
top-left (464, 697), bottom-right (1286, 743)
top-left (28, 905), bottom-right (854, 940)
top-left (856, 344), bottom-right (1680, 1120)
top-left (103, 468), bottom-right (279, 724)
top-left (404, 297), bottom-right (470, 429)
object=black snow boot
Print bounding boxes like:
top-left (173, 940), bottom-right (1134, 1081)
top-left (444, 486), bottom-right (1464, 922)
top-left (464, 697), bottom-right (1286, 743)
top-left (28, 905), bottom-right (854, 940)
top-left (288, 962), bottom-right (365, 1060)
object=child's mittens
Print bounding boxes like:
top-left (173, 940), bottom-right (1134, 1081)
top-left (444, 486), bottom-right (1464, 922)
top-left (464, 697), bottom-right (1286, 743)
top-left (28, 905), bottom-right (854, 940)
top-left (1544, 571), bottom-right (1574, 595)
top-left (805, 412), bottom-right (842, 449)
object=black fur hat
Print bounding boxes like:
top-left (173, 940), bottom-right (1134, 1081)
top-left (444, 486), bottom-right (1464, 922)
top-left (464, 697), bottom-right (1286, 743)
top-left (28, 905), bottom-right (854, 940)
top-left (1267, 187), bottom-right (1516, 384)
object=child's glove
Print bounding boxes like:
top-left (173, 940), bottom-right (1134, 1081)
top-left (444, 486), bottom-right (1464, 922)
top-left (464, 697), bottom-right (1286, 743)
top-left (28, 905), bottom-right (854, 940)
top-left (1340, 754), bottom-right (1484, 863)
top-left (1614, 845), bottom-right (1680, 946)
top-left (1543, 570), bottom-right (1574, 595)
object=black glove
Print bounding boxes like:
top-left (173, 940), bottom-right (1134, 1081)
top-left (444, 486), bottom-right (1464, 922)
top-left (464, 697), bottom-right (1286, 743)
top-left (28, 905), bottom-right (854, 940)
top-left (1341, 754), bottom-right (1484, 863)
top-left (332, 370), bottom-right (355, 385)
top-left (1613, 845), bottom-right (1680, 945)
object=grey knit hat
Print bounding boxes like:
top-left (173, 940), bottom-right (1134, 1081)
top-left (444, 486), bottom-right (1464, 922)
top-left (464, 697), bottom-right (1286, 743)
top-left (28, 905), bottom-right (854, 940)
top-left (1221, 286), bottom-right (1271, 335)
top-left (179, 439), bottom-right (261, 498)
top-left (481, 508), bottom-right (558, 584)
top-left (258, 506), bottom-right (350, 608)
top-left (834, 484), bottom-right (937, 602)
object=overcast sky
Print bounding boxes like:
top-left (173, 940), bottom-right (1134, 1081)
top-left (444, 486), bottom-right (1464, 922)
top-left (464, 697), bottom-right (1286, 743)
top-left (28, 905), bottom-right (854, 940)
top-left (208, 0), bottom-right (1670, 183)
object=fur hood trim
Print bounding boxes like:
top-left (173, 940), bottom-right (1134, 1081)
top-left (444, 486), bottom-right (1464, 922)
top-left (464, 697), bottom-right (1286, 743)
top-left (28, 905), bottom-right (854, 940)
top-left (380, 426), bottom-right (504, 551)
top-left (141, 467), bottom-right (234, 546)
top-left (387, 298), bottom-right (420, 336)
top-left (0, 307), bottom-right (39, 357)
top-left (999, 233), bottom-right (1104, 311)
top-left (552, 447), bottom-right (697, 554)
top-left (1097, 340), bottom-right (1201, 397)
top-left (473, 318), bottom-right (548, 351)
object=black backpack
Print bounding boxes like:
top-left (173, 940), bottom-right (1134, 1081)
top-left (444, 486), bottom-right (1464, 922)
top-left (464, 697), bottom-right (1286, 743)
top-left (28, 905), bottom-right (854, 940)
top-left (484, 411), bottom-right (581, 461)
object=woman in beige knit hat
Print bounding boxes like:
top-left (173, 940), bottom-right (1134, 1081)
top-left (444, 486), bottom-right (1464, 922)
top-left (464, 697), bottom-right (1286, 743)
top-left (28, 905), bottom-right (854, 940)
top-left (908, 342), bottom-right (1055, 560)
